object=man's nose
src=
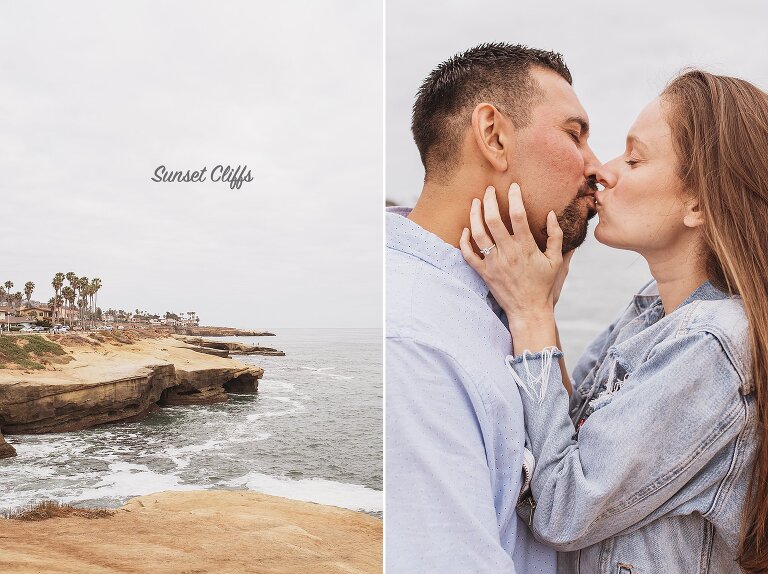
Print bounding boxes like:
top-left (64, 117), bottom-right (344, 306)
top-left (583, 144), bottom-right (601, 180)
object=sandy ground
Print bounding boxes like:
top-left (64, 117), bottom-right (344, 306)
top-left (0, 490), bottom-right (382, 574)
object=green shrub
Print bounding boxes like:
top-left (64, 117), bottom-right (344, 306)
top-left (0, 335), bottom-right (66, 369)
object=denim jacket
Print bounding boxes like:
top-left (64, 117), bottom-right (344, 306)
top-left (507, 280), bottom-right (757, 573)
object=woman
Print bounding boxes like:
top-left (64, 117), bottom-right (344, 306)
top-left (460, 70), bottom-right (768, 573)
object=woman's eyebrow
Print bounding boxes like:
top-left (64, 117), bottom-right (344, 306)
top-left (627, 134), bottom-right (648, 150)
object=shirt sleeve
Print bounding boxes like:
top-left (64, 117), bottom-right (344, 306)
top-left (386, 337), bottom-right (518, 574)
top-left (506, 331), bottom-right (746, 551)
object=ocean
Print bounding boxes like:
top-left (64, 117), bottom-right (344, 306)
top-left (0, 328), bottom-right (383, 516)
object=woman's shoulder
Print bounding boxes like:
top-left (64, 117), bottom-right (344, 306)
top-left (676, 287), bottom-right (747, 346)
top-left (675, 289), bottom-right (750, 392)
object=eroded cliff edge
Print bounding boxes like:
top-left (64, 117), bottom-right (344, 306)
top-left (0, 332), bottom-right (263, 446)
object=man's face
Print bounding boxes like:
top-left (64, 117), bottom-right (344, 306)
top-left (503, 68), bottom-right (600, 252)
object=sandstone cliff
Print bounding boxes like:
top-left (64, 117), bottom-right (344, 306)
top-left (0, 430), bottom-right (15, 459)
top-left (175, 335), bottom-right (286, 356)
top-left (0, 334), bottom-right (263, 437)
top-left (0, 490), bottom-right (382, 574)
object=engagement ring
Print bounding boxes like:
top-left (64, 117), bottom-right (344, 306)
top-left (480, 244), bottom-right (496, 256)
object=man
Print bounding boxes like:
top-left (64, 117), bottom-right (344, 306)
top-left (386, 43), bottom-right (600, 572)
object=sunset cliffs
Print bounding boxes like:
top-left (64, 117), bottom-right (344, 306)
top-left (0, 331), bottom-right (264, 442)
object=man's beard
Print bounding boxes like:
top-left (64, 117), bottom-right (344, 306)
top-left (539, 178), bottom-right (597, 253)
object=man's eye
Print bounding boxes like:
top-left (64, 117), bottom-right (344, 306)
top-left (569, 131), bottom-right (581, 143)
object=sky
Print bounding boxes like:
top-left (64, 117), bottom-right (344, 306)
top-left (1, 1), bottom-right (382, 329)
top-left (386, 0), bottom-right (768, 357)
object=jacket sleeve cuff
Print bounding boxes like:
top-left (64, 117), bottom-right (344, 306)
top-left (505, 347), bottom-right (563, 405)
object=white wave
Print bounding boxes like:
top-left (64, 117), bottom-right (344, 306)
top-left (225, 472), bottom-right (382, 513)
top-left (227, 431), bottom-right (272, 444)
top-left (66, 461), bottom-right (201, 503)
top-left (246, 404), bottom-right (304, 421)
top-left (164, 439), bottom-right (224, 469)
top-left (322, 374), bottom-right (354, 381)
top-left (261, 380), bottom-right (295, 392)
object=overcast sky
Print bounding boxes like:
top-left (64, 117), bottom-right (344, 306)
top-left (1, 1), bottom-right (382, 329)
top-left (386, 0), bottom-right (768, 357)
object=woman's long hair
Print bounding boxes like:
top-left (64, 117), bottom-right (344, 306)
top-left (662, 70), bottom-right (768, 573)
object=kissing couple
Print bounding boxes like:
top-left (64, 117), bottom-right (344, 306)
top-left (386, 43), bottom-right (768, 574)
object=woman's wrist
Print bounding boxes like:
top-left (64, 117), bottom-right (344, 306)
top-left (508, 310), bottom-right (558, 356)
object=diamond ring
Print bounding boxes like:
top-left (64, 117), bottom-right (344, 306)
top-left (479, 244), bottom-right (496, 256)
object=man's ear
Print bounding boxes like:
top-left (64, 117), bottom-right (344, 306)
top-left (471, 103), bottom-right (511, 173)
top-left (683, 196), bottom-right (705, 228)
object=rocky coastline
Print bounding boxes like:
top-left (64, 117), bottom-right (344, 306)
top-left (0, 331), bottom-right (266, 455)
top-left (175, 334), bottom-right (286, 356)
top-left (0, 431), bottom-right (15, 458)
top-left (177, 326), bottom-right (276, 337)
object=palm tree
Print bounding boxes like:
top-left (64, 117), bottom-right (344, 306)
top-left (13, 292), bottom-right (23, 314)
top-left (3, 282), bottom-right (13, 332)
top-left (0, 286), bottom-right (5, 335)
top-left (62, 286), bottom-right (75, 327)
top-left (77, 277), bottom-right (89, 326)
top-left (23, 281), bottom-right (35, 307)
top-left (64, 273), bottom-right (76, 324)
top-left (90, 278), bottom-right (102, 322)
top-left (55, 295), bottom-right (64, 325)
top-left (52, 273), bottom-right (65, 322)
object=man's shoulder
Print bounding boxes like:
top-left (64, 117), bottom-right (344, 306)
top-left (387, 247), bottom-right (502, 344)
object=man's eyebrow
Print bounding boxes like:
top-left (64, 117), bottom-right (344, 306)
top-left (564, 116), bottom-right (589, 136)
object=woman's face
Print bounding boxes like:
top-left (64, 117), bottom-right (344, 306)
top-left (594, 98), bottom-right (695, 255)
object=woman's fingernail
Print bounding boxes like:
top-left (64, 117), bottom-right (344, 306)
top-left (472, 198), bottom-right (480, 208)
top-left (486, 186), bottom-right (494, 194)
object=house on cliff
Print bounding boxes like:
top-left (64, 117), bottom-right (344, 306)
top-left (19, 305), bottom-right (54, 321)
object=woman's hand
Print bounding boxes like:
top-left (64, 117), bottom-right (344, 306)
top-left (459, 183), bottom-right (562, 354)
top-left (553, 250), bottom-right (574, 307)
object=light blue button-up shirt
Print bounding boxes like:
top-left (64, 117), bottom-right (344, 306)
top-left (386, 207), bottom-right (556, 574)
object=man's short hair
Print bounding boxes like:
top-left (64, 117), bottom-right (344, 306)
top-left (412, 43), bottom-right (572, 182)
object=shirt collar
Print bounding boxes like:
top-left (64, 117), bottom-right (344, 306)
top-left (386, 206), bottom-right (489, 299)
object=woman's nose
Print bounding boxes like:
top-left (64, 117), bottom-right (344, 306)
top-left (596, 160), bottom-right (618, 190)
